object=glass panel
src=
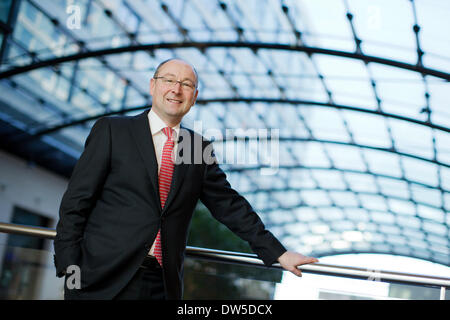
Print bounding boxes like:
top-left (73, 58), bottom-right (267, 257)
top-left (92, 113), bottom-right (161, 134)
top-left (403, 157), bottom-right (438, 187)
top-left (330, 191), bottom-right (359, 207)
top-left (415, 0), bottom-right (450, 73)
top-left (428, 80), bottom-right (450, 129)
top-left (0, 0), bottom-right (12, 23)
top-left (326, 144), bottom-right (366, 171)
top-left (300, 142), bottom-right (332, 167)
top-left (389, 120), bottom-right (433, 159)
top-left (183, 258), bottom-right (282, 299)
top-left (13, 1), bottom-right (68, 60)
top-left (314, 55), bottom-right (376, 107)
top-left (293, 0), bottom-right (354, 51)
top-left (115, 1), bottom-right (139, 33)
top-left (307, 108), bottom-right (352, 142)
top-left (364, 149), bottom-right (402, 178)
top-left (389, 282), bottom-right (446, 300)
top-left (343, 111), bottom-right (391, 148)
top-left (348, 0), bottom-right (417, 63)
top-left (0, 243), bottom-right (64, 299)
top-left (311, 169), bottom-right (346, 190)
top-left (275, 265), bottom-right (449, 300)
top-left (435, 131), bottom-right (450, 165)
top-left (378, 177), bottom-right (409, 199)
top-left (369, 64), bottom-right (426, 119)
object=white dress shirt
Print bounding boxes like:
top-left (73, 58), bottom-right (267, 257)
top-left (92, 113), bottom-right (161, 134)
top-left (147, 108), bottom-right (180, 256)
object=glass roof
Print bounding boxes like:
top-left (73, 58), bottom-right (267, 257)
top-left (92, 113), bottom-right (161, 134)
top-left (0, 0), bottom-right (449, 265)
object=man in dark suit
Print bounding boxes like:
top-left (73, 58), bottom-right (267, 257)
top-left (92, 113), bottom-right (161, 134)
top-left (54, 58), bottom-right (318, 300)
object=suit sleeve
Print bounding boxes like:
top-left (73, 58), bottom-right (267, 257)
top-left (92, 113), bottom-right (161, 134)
top-left (53, 117), bottom-right (111, 277)
top-left (199, 142), bottom-right (286, 266)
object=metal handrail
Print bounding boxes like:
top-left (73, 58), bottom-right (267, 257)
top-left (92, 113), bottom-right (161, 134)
top-left (0, 221), bottom-right (449, 297)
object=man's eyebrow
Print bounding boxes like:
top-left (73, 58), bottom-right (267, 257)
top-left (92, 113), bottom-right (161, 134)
top-left (160, 73), bottom-right (176, 77)
top-left (159, 73), bottom-right (195, 83)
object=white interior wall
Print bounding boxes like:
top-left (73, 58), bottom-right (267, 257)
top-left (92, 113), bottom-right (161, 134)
top-left (0, 150), bottom-right (69, 299)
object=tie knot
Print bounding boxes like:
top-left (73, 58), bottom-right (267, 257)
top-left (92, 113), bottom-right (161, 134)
top-left (162, 127), bottom-right (174, 140)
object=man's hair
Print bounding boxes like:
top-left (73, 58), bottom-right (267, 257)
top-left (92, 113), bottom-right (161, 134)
top-left (153, 58), bottom-right (199, 87)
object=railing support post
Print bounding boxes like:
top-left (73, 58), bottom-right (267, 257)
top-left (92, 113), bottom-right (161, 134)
top-left (440, 286), bottom-right (446, 300)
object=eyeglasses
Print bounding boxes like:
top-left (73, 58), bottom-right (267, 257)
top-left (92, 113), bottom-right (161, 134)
top-left (154, 76), bottom-right (196, 91)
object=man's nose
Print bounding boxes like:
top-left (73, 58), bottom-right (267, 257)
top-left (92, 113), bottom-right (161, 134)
top-left (171, 81), bottom-right (182, 94)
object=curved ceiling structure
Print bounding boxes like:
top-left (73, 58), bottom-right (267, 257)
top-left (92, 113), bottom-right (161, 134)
top-left (0, 0), bottom-right (449, 265)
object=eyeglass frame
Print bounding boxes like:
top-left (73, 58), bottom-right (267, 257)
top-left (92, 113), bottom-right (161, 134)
top-left (153, 76), bottom-right (197, 91)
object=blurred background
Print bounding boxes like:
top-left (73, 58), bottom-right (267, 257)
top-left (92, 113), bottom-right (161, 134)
top-left (0, 0), bottom-right (449, 299)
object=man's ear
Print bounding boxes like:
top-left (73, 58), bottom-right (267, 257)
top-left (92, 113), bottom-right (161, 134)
top-left (149, 78), bottom-right (155, 96)
top-left (192, 89), bottom-right (199, 106)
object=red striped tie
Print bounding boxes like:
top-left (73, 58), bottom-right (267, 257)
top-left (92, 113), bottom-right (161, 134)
top-left (153, 127), bottom-right (175, 266)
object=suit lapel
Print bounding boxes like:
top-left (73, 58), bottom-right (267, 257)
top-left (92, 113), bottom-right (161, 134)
top-left (130, 109), bottom-right (161, 210)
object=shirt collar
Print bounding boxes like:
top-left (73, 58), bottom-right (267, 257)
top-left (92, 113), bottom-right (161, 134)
top-left (148, 108), bottom-right (180, 139)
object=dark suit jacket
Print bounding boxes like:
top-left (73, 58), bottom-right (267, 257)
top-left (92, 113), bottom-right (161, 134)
top-left (53, 109), bottom-right (286, 299)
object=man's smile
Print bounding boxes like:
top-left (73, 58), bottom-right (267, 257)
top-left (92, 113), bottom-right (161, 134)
top-left (167, 98), bottom-right (183, 104)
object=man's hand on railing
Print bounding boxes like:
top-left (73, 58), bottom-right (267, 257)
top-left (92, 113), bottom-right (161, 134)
top-left (277, 251), bottom-right (319, 277)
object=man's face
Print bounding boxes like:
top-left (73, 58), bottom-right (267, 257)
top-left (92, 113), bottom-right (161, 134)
top-left (150, 60), bottom-right (199, 125)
